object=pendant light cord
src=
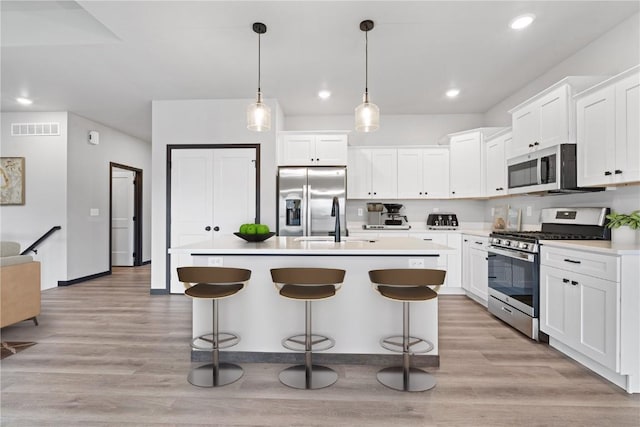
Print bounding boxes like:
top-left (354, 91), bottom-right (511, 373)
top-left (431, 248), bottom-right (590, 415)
top-left (365, 29), bottom-right (368, 94)
top-left (258, 33), bottom-right (261, 93)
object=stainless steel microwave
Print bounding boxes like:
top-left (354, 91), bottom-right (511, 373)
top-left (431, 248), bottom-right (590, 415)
top-left (507, 144), bottom-right (592, 194)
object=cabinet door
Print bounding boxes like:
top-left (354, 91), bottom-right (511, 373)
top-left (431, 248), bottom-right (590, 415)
top-left (576, 86), bottom-right (616, 186)
top-left (615, 73), bottom-right (640, 184)
top-left (397, 149), bottom-right (423, 198)
top-left (485, 134), bottom-right (507, 196)
top-left (347, 148), bottom-right (372, 199)
top-left (370, 149), bottom-right (398, 199)
top-left (315, 135), bottom-right (348, 166)
top-left (540, 265), bottom-right (573, 343)
top-left (422, 148), bottom-right (450, 199)
top-left (468, 246), bottom-right (488, 303)
top-left (280, 135), bottom-right (315, 165)
top-left (576, 273), bottom-right (619, 370)
top-left (450, 133), bottom-right (482, 198)
top-left (511, 106), bottom-right (538, 158)
top-left (538, 86), bottom-right (570, 149)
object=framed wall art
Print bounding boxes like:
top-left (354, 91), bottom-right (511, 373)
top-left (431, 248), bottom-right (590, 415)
top-left (0, 157), bottom-right (25, 205)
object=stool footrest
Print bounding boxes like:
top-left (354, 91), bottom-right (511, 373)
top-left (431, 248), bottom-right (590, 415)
top-left (282, 333), bottom-right (335, 352)
top-left (192, 332), bottom-right (240, 351)
top-left (380, 334), bottom-right (434, 354)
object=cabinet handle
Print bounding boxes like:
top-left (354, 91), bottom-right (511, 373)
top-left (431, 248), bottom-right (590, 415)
top-left (368, 192), bottom-right (371, 195)
top-left (562, 278), bottom-right (570, 283)
top-left (373, 192), bottom-right (377, 195)
top-left (563, 258), bottom-right (581, 264)
top-left (452, 191), bottom-right (456, 194)
top-left (311, 158), bottom-right (314, 162)
top-left (615, 169), bottom-right (623, 174)
top-left (464, 239), bottom-right (468, 242)
top-left (501, 306), bottom-right (513, 314)
top-left (571, 280), bottom-right (579, 286)
top-left (423, 238), bottom-right (433, 241)
top-left (316, 158), bottom-right (320, 161)
top-left (424, 192), bottom-right (428, 195)
top-left (213, 226), bottom-right (220, 232)
top-left (528, 143), bottom-right (534, 148)
top-left (419, 192), bottom-right (422, 195)
top-left (475, 242), bottom-right (483, 245)
top-left (534, 142), bottom-right (540, 146)
top-left (205, 226), bottom-right (211, 231)
top-left (604, 171), bottom-right (612, 176)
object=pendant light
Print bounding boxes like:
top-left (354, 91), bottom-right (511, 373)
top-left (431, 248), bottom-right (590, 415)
top-left (247, 22), bottom-right (271, 132)
top-left (355, 20), bottom-right (379, 132)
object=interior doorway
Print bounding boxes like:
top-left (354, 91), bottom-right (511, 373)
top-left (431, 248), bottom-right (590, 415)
top-left (110, 162), bottom-right (143, 268)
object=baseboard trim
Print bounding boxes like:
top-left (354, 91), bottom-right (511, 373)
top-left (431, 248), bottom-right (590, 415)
top-left (191, 350), bottom-right (439, 367)
top-left (142, 260), bottom-right (151, 265)
top-left (150, 289), bottom-right (169, 295)
top-left (58, 271), bottom-right (111, 287)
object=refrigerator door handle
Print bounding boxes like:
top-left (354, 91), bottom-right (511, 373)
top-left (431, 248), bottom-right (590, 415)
top-left (302, 184), bottom-right (308, 236)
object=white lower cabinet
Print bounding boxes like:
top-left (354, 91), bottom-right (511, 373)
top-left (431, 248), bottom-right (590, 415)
top-left (540, 264), bottom-right (618, 370)
top-left (413, 233), bottom-right (461, 292)
top-left (540, 244), bottom-right (640, 394)
top-left (462, 235), bottom-right (489, 305)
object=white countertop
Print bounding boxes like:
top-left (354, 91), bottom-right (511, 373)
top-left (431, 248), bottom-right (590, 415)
top-left (169, 235), bottom-right (453, 256)
top-left (348, 222), bottom-right (492, 237)
top-left (539, 239), bottom-right (640, 255)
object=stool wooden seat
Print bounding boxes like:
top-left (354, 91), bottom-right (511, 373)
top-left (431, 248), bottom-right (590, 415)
top-left (178, 266), bottom-right (251, 388)
top-left (369, 268), bottom-right (445, 392)
top-left (271, 267), bottom-right (346, 390)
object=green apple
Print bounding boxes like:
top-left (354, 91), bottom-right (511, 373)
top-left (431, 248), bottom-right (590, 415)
top-left (239, 224), bottom-right (250, 234)
top-left (256, 224), bottom-right (270, 235)
top-left (245, 224), bottom-right (257, 235)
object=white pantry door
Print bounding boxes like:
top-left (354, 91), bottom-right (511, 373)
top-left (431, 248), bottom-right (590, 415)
top-left (170, 148), bottom-right (256, 293)
top-left (111, 169), bottom-right (135, 266)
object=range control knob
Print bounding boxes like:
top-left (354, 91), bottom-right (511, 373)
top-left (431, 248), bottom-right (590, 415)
top-left (504, 240), bottom-right (511, 247)
top-left (520, 242), bottom-right (529, 250)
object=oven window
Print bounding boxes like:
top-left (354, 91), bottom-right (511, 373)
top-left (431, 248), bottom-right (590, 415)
top-left (508, 159), bottom-right (537, 189)
top-left (487, 251), bottom-right (539, 316)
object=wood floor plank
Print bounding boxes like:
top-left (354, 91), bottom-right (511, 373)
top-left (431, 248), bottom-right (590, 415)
top-left (1, 266), bottom-right (638, 426)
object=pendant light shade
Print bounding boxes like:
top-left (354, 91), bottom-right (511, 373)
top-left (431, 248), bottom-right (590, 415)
top-left (247, 22), bottom-right (271, 132)
top-left (355, 20), bottom-right (379, 133)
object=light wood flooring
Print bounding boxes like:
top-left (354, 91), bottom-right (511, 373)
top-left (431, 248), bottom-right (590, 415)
top-left (1, 265), bottom-right (639, 426)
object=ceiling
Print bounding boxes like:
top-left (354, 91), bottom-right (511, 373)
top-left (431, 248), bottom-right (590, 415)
top-left (1, 1), bottom-right (638, 142)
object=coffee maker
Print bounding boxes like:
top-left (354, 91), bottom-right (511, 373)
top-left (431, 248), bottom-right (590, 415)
top-left (366, 202), bottom-right (384, 226)
top-left (383, 203), bottom-right (408, 226)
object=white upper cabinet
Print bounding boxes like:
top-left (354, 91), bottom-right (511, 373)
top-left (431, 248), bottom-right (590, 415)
top-left (397, 148), bottom-right (449, 199)
top-left (448, 128), bottom-right (503, 199)
top-left (508, 77), bottom-right (605, 159)
top-left (278, 133), bottom-right (348, 166)
top-left (577, 67), bottom-right (640, 187)
top-left (485, 129), bottom-right (511, 197)
top-left (347, 148), bottom-right (397, 199)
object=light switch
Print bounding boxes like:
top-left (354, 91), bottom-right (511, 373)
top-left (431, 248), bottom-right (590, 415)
top-left (90, 208), bottom-right (99, 216)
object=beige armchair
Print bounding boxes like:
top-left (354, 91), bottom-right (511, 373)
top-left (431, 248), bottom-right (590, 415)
top-left (0, 241), bottom-right (41, 328)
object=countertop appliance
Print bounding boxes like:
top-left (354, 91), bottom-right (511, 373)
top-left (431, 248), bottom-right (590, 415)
top-left (277, 167), bottom-right (346, 237)
top-left (366, 202), bottom-right (384, 227)
top-left (427, 213), bottom-right (458, 230)
top-left (363, 203), bottom-right (411, 230)
top-left (487, 207), bottom-right (610, 341)
top-left (507, 144), bottom-right (604, 195)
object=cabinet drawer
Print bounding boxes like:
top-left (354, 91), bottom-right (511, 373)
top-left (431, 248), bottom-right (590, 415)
top-left (540, 246), bottom-right (619, 281)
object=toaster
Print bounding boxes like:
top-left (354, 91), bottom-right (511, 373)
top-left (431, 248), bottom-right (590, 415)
top-left (426, 213), bottom-right (459, 229)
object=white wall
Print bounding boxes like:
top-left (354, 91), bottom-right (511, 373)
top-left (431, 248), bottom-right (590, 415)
top-left (285, 114), bottom-right (485, 146)
top-left (151, 98), bottom-right (280, 291)
top-left (0, 112), bottom-right (68, 290)
top-left (66, 113), bottom-right (152, 280)
top-left (484, 12), bottom-right (640, 126)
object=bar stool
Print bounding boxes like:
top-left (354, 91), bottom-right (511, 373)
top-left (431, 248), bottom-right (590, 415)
top-left (369, 268), bottom-right (446, 392)
top-left (177, 266), bottom-right (251, 387)
top-left (270, 268), bottom-right (346, 390)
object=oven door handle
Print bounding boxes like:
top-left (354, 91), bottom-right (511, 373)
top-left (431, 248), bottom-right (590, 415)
top-left (488, 246), bottom-right (536, 263)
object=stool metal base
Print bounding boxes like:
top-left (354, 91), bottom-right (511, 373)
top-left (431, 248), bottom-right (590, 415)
top-left (188, 362), bottom-right (243, 388)
top-left (279, 364), bottom-right (338, 390)
top-left (377, 366), bottom-right (436, 392)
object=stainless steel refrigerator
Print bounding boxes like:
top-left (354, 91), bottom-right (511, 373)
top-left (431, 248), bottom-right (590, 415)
top-left (277, 167), bottom-right (346, 237)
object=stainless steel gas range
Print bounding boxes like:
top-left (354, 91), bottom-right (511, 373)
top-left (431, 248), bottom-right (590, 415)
top-left (487, 207), bottom-right (610, 341)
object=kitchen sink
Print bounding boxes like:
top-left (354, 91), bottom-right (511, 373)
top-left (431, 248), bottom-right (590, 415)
top-left (294, 236), bottom-right (378, 243)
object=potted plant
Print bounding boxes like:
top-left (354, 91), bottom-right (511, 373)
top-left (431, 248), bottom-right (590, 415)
top-left (606, 210), bottom-right (640, 245)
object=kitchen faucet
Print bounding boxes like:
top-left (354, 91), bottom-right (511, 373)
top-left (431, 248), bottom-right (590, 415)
top-left (331, 196), bottom-right (341, 242)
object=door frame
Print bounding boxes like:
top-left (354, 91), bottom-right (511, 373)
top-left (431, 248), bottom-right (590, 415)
top-left (166, 144), bottom-right (261, 292)
top-left (109, 162), bottom-right (143, 269)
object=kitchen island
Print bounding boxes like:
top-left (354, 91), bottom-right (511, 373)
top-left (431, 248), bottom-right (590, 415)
top-left (169, 235), bottom-right (453, 364)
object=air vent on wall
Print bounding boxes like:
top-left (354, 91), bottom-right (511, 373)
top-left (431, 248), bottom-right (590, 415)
top-left (11, 122), bottom-right (60, 136)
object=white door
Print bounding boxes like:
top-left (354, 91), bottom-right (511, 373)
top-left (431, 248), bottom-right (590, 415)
top-left (422, 148), bottom-right (450, 199)
top-left (370, 149), bottom-right (398, 199)
top-left (111, 169), bottom-right (135, 266)
top-left (170, 148), bottom-right (256, 293)
top-left (449, 133), bottom-right (481, 198)
top-left (315, 135), bottom-right (348, 165)
top-left (347, 148), bottom-right (372, 199)
top-left (615, 73), bottom-right (640, 184)
top-left (397, 148), bottom-right (423, 198)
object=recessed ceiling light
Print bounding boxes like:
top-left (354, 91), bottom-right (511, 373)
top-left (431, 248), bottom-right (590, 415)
top-left (16, 97), bottom-right (33, 105)
top-left (510, 14), bottom-right (535, 30)
top-left (446, 89), bottom-right (460, 98)
top-left (318, 90), bottom-right (331, 100)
